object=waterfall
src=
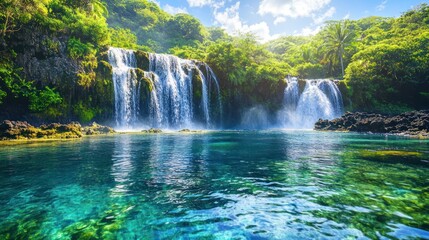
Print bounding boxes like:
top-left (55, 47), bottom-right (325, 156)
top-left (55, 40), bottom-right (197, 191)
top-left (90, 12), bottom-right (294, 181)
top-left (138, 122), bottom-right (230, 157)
top-left (283, 77), bottom-right (300, 110)
top-left (108, 47), bottom-right (141, 129)
top-left (279, 78), bottom-right (344, 129)
top-left (108, 47), bottom-right (222, 130)
top-left (148, 54), bottom-right (221, 129)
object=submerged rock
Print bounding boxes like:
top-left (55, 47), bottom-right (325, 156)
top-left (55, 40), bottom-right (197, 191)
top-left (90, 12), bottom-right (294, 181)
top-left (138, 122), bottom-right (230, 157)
top-left (178, 129), bottom-right (202, 133)
top-left (315, 110), bottom-right (429, 137)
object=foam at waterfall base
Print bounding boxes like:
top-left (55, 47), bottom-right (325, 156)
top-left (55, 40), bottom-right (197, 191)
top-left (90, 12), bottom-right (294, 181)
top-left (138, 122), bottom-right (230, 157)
top-left (279, 78), bottom-right (344, 129)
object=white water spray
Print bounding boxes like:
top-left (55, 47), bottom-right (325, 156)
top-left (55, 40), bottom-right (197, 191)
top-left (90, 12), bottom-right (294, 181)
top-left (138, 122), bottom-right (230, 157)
top-left (279, 78), bottom-right (344, 129)
top-left (108, 47), bottom-right (141, 129)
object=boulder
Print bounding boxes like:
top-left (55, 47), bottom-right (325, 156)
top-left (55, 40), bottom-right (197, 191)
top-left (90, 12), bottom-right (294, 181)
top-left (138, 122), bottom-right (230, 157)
top-left (82, 122), bottom-right (115, 135)
top-left (314, 110), bottom-right (429, 137)
top-left (142, 128), bottom-right (162, 134)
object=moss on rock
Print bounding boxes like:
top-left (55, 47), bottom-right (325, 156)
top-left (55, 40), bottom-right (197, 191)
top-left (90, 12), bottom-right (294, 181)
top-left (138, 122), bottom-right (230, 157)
top-left (83, 122), bottom-right (115, 135)
top-left (135, 51), bottom-right (150, 71)
top-left (136, 69), bottom-right (154, 92)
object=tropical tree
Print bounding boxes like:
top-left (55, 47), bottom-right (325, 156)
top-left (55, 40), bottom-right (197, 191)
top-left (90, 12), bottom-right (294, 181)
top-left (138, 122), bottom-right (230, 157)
top-left (0, 0), bottom-right (49, 37)
top-left (322, 20), bottom-right (355, 78)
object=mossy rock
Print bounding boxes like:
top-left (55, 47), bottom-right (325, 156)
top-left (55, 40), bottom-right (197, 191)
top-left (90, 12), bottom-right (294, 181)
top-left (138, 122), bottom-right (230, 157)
top-left (360, 150), bottom-right (422, 158)
top-left (97, 60), bottom-right (113, 80)
top-left (358, 150), bottom-right (425, 165)
top-left (192, 70), bottom-right (203, 99)
top-left (83, 122), bottom-right (115, 135)
top-left (135, 51), bottom-right (150, 71)
top-left (142, 128), bottom-right (162, 133)
top-left (136, 68), bottom-right (154, 92)
top-left (178, 129), bottom-right (201, 133)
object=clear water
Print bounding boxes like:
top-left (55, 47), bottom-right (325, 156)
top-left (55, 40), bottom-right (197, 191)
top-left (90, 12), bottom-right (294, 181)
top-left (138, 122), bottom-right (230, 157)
top-left (0, 131), bottom-right (428, 239)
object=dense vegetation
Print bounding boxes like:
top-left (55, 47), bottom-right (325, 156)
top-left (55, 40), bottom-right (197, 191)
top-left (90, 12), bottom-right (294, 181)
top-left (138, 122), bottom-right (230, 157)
top-left (0, 0), bottom-right (428, 125)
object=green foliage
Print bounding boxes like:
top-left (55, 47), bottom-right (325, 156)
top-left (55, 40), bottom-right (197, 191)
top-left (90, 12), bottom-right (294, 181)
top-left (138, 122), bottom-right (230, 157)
top-left (169, 45), bottom-right (206, 61)
top-left (0, 56), bottom-right (63, 113)
top-left (110, 28), bottom-right (139, 50)
top-left (105, 0), bottom-right (208, 52)
top-left (73, 101), bottom-right (97, 123)
top-left (29, 87), bottom-right (62, 112)
top-left (345, 31), bottom-right (429, 110)
top-left (321, 20), bottom-right (356, 78)
top-left (265, 36), bottom-right (309, 55)
top-left (0, 61), bottom-right (34, 99)
top-left (207, 27), bottom-right (231, 42)
top-left (294, 63), bottom-right (325, 79)
top-left (0, 0), bottom-right (49, 37)
top-left (67, 37), bottom-right (94, 59)
top-left (166, 14), bottom-right (207, 42)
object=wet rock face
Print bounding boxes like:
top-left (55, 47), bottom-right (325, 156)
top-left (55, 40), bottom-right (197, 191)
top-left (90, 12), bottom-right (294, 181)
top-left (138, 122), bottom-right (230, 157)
top-left (315, 110), bottom-right (429, 137)
top-left (9, 26), bottom-right (79, 87)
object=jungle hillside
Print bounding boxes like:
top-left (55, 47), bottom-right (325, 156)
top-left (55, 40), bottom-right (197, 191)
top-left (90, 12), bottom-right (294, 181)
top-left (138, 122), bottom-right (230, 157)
top-left (1, 0), bottom-right (428, 126)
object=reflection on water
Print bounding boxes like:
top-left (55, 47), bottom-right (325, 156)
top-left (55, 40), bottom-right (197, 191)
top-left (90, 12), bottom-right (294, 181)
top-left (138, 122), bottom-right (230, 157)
top-left (111, 135), bottom-right (134, 195)
top-left (0, 131), bottom-right (428, 239)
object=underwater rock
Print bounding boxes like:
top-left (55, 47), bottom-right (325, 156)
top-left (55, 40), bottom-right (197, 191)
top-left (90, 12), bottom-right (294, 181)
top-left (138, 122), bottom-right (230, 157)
top-left (315, 110), bottom-right (429, 137)
top-left (178, 129), bottom-right (201, 133)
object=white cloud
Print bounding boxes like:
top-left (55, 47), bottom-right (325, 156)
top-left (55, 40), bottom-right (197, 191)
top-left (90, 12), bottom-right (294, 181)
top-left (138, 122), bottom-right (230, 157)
top-left (214, 2), bottom-right (275, 43)
top-left (343, 13), bottom-right (350, 20)
top-left (296, 25), bottom-right (322, 36)
top-left (164, 4), bottom-right (188, 15)
top-left (258, 0), bottom-right (331, 18)
top-left (377, 0), bottom-right (388, 11)
top-left (274, 17), bottom-right (286, 25)
top-left (313, 6), bottom-right (335, 24)
top-left (187, 0), bottom-right (225, 9)
top-left (187, 0), bottom-right (211, 7)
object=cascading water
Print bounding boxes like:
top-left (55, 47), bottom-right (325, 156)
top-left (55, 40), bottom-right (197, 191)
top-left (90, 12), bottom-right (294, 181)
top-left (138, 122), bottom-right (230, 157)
top-left (148, 53), bottom-right (194, 128)
top-left (148, 54), bottom-right (222, 129)
top-left (108, 47), bottom-right (141, 129)
top-left (283, 77), bottom-right (300, 110)
top-left (279, 77), bottom-right (344, 129)
top-left (108, 47), bottom-right (222, 130)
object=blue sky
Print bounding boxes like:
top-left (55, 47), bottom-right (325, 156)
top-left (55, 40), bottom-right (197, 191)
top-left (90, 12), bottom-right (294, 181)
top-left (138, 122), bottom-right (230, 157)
top-left (151, 0), bottom-right (428, 42)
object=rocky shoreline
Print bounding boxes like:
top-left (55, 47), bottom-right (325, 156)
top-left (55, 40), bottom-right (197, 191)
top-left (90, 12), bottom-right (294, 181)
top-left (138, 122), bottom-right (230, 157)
top-left (315, 110), bottom-right (429, 137)
top-left (0, 121), bottom-right (115, 140)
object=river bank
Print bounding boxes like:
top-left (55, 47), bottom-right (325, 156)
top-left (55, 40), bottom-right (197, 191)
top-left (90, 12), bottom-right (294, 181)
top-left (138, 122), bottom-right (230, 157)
top-left (0, 120), bottom-right (115, 141)
top-left (315, 110), bottom-right (429, 137)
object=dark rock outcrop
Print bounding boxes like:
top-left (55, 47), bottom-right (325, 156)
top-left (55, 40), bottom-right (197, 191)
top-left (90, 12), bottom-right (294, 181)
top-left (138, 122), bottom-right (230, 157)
top-left (315, 110), bottom-right (429, 137)
top-left (10, 26), bottom-right (79, 88)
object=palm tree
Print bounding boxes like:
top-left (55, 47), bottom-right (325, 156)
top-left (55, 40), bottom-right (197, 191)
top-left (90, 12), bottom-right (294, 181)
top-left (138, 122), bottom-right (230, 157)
top-left (322, 21), bottom-right (354, 78)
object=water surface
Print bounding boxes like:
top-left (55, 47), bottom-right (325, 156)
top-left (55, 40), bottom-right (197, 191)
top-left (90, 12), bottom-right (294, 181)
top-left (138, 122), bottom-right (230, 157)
top-left (0, 131), bottom-right (428, 239)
